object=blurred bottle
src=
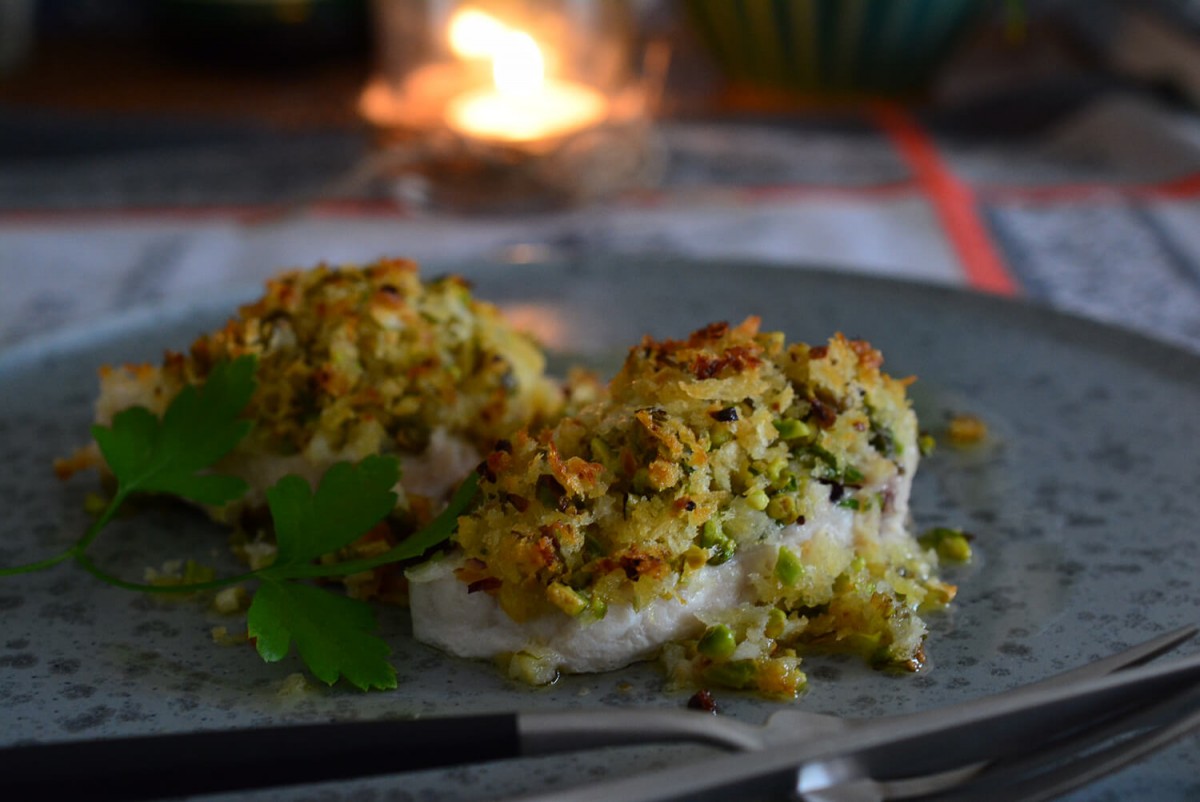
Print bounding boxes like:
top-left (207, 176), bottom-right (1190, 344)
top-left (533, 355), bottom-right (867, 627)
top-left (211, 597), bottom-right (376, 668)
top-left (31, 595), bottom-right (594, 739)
top-left (0, 0), bottom-right (36, 76)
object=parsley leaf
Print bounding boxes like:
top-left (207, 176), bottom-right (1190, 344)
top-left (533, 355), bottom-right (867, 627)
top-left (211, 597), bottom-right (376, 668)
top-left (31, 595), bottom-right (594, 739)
top-left (90, 355), bottom-right (256, 506)
top-left (2, 356), bottom-right (258, 578)
top-left (266, 456), bottom-right (399, 570)
top-left (248, 454), bottom-right (402, 688)
top-left (248, 577), bottom-right (397, 690)
top-left (5, 350), bottom-right (484, 692)
top-left (279, 470), bottom-right (479, 579)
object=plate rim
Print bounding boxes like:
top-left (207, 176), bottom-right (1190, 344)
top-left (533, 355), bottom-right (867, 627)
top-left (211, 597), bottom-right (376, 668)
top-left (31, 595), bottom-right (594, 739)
top-left (2, 257), bottom-right (1199, 385)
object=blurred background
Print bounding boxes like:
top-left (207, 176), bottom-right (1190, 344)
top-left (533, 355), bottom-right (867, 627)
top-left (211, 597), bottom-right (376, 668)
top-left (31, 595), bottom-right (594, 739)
top-left (2, 0), bottom-right (1200, 352)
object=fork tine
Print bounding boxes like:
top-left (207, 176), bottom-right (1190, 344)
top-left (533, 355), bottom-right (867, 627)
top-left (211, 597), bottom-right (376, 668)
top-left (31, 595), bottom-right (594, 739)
top-left (845, 649), bottom-right (1200, 781)
top-left (809, 660), bottom-right (1200, 801)
top-left (808, 692), bottom-right (1200, 802)
top-left (863, 626), bottom-right (1200, 799)
top-left (516, 649), bottom-right (1200, 802)
top-left (1021, 625), bottom-right (1198, 691)
top-left (925, 686), bottom-right (1200, 802)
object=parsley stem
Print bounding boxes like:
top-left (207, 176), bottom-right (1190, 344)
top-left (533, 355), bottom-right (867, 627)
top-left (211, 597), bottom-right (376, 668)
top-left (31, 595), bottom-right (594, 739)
top-left (0, 549), bottom-right (74, 576)
top-left (73, 552), bottom-right (258, 594)
top-left (0, 490), bottom-right (126, 577)
top-left (73, 490), bottom-right (128, 554)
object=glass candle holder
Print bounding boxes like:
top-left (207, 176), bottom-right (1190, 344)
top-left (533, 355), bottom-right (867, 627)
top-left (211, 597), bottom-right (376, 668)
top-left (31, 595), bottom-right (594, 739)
top-left (360, 0), bottom-right (660, 213)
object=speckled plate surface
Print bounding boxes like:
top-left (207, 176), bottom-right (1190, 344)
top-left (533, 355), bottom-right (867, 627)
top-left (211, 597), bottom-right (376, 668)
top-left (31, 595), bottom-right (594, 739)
top-left (2, 257), bottom-right (1199, 801)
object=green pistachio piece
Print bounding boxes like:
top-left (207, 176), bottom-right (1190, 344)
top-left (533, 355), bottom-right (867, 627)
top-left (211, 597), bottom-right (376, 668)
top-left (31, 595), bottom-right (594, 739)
top-left (773, 418), bottom-right (812, 441)
top-left (546, 582), bottom-right (589, 617)
top-left (745, 489), bottom-right (770, 511)
top-left (699, 518), bottom-right (736, 565)
top-left (702, 659), bottom-right (757, 689)
top-left (766, 494), bottom-right (800, 524)
top-left (774, 546), bottom-right (804, 586)
top-left (918, 527), bottom-right (973, 563)
top-left (765, 607), bottom-right (788, 639)
top-left (697, 624), bottom-right (737, 659)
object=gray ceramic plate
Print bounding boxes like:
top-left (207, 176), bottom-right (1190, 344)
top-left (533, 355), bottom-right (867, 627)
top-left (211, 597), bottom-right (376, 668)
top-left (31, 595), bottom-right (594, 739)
top-left (2, 257), bottom-right (1199, 801)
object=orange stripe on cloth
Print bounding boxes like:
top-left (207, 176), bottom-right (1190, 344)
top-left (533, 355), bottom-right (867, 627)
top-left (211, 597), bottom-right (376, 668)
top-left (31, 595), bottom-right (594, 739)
top-left (1152, 171), bottom-right (1200, 200)
top-left (975, 170), bottom-right (1200, 204)
top-left (872, 103), bottom-right (1019, 296)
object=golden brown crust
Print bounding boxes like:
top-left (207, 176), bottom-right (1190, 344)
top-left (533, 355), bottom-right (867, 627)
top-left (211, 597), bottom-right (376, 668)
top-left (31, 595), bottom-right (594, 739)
top-left (151, 259), bottom-right (562, 457)
top-left (452, 317), bottom-right (951, 693)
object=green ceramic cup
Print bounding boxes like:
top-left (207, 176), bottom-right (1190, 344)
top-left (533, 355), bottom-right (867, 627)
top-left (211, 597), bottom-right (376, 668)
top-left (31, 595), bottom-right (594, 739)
top-left (686, 0), bottom-right (990, 97)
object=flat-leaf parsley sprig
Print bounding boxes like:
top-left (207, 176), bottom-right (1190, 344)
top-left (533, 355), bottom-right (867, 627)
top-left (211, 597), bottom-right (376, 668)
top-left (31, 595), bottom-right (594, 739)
top-left (248, 467), bottom-right (478, 690)
top-left (1, 355), bottom-right (257, 577)
top-left (1, 355), bottom-right (479, 691)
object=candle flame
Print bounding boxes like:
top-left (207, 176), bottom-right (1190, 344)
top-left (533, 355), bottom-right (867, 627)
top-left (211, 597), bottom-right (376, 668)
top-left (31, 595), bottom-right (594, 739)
top-left (493, 31), bottom-right (544, 97)
top-left (446, 7), bottom-right (546, 98)
top-left (447, 8), bottom-right (507, 59)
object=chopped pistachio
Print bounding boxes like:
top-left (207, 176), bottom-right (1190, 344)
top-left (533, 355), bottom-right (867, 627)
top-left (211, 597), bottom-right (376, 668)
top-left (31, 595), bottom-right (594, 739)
top-left (806, 444), bottom-right (839, 471)
top-left (745, 489), bottom-right (770, 511)
top-left (773, 418), bottom-right (811, 441)
top-left (918, 432), bottom-right (936, 456)
top-left (765, 607), bottom-right (788, 639)
top-left (505, 652), bottom-right (559, 686)
top-left (697, 624), bottom-right (737, 659)
top-left (547, 582), bottom-right (590, 616)
top-left (584, 595), bottom-right (608, 621)
top-left (775, 546), bottom-right (804, 586)
top-left (700, 519), bottom-right (736, 564)
top-left (702, 659), bottom-right (757, 689)
top-left (766, 494), bottom-right (800, 524)
top-left (869, 419), bottom-right (897, 457)
top-left (764, 456), bottom-right (789, 482)
top-left (918, 527), bottom-right (973, 563)
top-left (768, 462), bottom-right (797, 489)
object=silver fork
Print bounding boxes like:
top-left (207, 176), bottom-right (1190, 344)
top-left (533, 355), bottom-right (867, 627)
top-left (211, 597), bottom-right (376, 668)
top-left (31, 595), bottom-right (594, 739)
top-left (4, 628), bottom-right (1195, 801)
top-left (908, 683), bottom-right (1200, 801)
top-left (801, 682), bottom-right (1200, 802)
top-left (518, 626), bottom-right (1195, 757)
top-left (513, 625), bottom-right (1200, 802)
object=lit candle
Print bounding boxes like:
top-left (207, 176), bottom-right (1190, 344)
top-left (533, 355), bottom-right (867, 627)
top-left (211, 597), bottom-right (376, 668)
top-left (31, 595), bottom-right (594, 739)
top-left (445, 15), bottom-right (607, 144)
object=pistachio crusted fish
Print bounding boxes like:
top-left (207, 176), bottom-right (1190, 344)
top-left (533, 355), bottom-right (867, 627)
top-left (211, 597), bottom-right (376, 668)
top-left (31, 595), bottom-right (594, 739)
top-left (409, 317), bottom-right (954, 696)
top-left (59, 260), bottom-right (955, 697)
top-left (59, 260), bottom-right (567, 594)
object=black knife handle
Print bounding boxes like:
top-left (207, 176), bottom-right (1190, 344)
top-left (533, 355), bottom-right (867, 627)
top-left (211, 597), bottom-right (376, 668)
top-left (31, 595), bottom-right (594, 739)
top-left (0, 713), bottom-right (521, 800)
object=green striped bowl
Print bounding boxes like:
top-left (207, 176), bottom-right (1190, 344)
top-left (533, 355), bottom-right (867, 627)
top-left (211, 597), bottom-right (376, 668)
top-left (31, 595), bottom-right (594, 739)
top-left (686, 0), bottom-right (990, 97)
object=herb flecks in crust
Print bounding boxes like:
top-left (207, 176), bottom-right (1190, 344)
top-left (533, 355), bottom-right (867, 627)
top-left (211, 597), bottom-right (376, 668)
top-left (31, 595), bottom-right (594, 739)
top-left (447, 317), bottom-right (955, 698)
top-left (54, 260), bottom-right (571, 606)
top-left (63, 260), bottom-right (563, 518)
